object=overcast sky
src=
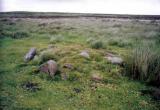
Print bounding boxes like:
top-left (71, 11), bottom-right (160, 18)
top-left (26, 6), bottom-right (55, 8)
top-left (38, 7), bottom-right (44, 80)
top-left (1, 0), bottom-right (160, 15)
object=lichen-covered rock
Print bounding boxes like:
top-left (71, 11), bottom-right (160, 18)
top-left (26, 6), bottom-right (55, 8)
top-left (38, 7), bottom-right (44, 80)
top-left (80, 50), bottom-right (90, 58)
top-left (24, 47), bottom-right (36, 62)
top-left (39, 60), bottom-right (58, 77)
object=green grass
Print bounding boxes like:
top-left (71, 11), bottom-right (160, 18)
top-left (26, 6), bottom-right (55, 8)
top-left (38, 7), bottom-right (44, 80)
top-left (0, 17), bottom-right (160, 110)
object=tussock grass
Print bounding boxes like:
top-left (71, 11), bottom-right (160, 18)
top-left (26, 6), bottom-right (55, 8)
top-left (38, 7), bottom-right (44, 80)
top-left (91, 40), bottom-right (104, 49)
top-left (108, 38), bottom-right (133, 48)
top-left (125, 44), bottom-right (160, 86)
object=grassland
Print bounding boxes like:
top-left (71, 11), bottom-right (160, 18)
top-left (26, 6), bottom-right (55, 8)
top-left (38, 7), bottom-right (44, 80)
top-left (0, 13), bottom-right (160, 110)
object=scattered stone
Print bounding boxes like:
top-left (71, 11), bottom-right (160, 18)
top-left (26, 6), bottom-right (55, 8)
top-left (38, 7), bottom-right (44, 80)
top-left (63, 64), bottom-right (74, 70)
top-left (91, 73), bottom-right (103, 82)
top-left (80, 50), bottom-right (90, 58)
top-left (39, 60), bottom-right (58, 77)
top-left (105, 52), bottom-right (123, 65)
top-left (24, 47), bottom-right (36, 62)
top-left (21, 81), bottom-right (40, 92)
top-left (73, 88), bottom-right (81, 93)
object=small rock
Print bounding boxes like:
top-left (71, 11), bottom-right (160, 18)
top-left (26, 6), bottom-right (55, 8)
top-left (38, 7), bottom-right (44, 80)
top-left (24, 47), bottom-right (36, 62)
top-left (39, 60), bottom-right (58, 77)
top-left (63, 64), bottom-right (74, 70)
top-left (80, 50), bottom-right (90, 58)
top-left (91, 73), bottom-right (103, 82)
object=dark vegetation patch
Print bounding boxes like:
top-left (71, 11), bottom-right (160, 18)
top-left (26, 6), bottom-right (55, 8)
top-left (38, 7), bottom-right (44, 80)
top-left (90, 40), bottom-right (105, 49)
top-left (73, 88), bottom-right (82, 93)
top-left (21, 81), bottom-right (41, 92)
top-left (0, 31), bottom-right (29, 39)
top-left (141, 88), bottom-right (160, 101)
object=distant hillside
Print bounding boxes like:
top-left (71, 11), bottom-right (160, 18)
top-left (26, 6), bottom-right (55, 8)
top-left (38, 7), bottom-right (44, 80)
top-left (0, 11), bottom-right (160, 20)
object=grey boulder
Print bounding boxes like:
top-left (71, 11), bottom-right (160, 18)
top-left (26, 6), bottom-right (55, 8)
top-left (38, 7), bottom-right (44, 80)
top-left (39, 60), bottom-right (58, 77)
top-left (24, 47), bottom-right (36, 62)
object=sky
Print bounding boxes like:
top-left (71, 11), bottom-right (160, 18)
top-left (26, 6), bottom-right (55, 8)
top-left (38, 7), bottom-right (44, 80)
top-left (1, 0), bottom-right (160, 15)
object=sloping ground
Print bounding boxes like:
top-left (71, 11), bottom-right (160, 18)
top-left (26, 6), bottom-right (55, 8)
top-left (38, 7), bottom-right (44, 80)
top-left (0, 16), bottom-right (160, 110)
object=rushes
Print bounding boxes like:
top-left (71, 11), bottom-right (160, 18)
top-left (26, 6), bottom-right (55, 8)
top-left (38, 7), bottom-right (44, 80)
top-left (125, 44), bottom-right (160, 86)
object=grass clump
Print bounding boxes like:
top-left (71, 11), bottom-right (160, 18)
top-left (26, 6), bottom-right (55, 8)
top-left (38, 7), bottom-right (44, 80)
top-left (108, 39), bottom-right (132, 47)
top-left (50, 34), bottom-right (64, 43)
top-left (0, 31), bottom-right (29, 39)
top-left (68, 72), bottom-right (82, 81)
top-left (90, 40), bottom-right (104, 49)
top-left (31, 55), bottom-right (41, 65)
top-left (125, 44), bottom-right (160, 87)
top-left (39, 50), bottom-right (57, 63)
top-left (12, 31), bottom-right (29, 39)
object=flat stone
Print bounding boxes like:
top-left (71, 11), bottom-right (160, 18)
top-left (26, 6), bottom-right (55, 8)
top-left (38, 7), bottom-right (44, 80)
top-left (80, 50), bottom-right (90, 58)
top-left (107, 56), bottom-right (123, 65)
top-left (91, 73), bottom-right (103, 82)
top-left (105, 52), bottom-right (123, 65)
